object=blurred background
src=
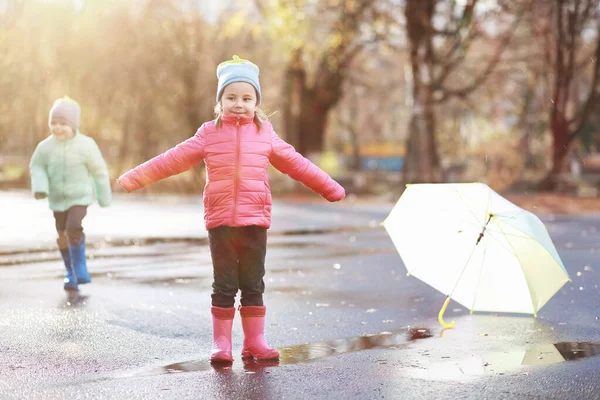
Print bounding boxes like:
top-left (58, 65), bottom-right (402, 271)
top-left (0, 0), bottom-right (599, 198)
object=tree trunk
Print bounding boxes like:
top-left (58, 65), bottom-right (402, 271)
top-left (538, 0), bottom-right (600, 191)
top-left (539, 113), bottom-right (576, 190)
top-left (282, 49), bottom-right (344, 156)
top-left (349, 129), bottom-right (361, 170)
top-left (403, 0), bottom-right (441, 183)
top-left (298, 92), bottom-right (329, 155)
top-left (517, 71), bottom-right (537, 170)
top-left (282, 49), bottom-right (305, 152)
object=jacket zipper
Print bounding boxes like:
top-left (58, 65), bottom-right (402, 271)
top-left (232, 117), bottom-right (241, 225)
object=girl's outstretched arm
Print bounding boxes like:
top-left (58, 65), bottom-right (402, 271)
top-left (118, 126), bottom-right (206, 192)
top-left (269, 130), bottom-right (345, 202)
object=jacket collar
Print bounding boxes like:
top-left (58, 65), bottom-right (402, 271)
top-left (222, 114), bottom-right (254, 126)
top-left (52, 131), bottom-right (79, 142)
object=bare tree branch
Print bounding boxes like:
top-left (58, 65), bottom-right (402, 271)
top-left (569, 22), bottom-right (600, 142)
top-left (432, 0), bottom-right (479, 37)
top-left (436, 6), bottom-right (524, 102)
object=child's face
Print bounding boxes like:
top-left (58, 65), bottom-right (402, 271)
top-left (221, 82), bottom-right (257, 118)
top-left (50, 122), bottom-right (75, 140)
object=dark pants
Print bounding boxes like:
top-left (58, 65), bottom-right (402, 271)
top-left (53, 206), bottom-right (87, 248)
top-left (209, 226), bottom-right (267, 308)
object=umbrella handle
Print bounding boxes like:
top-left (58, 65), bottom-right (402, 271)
top-left (438, 297), bottom-right (455, 329)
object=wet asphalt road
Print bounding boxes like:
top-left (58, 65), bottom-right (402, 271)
top-left (1, 190), bottom-right (600, 399)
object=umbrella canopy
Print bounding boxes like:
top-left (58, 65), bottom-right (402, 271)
top-left (383, 183), bottom-right (570, 326)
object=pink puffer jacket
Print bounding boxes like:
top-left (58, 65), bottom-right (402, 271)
top-left (118, 114), bottom-right (345, 230)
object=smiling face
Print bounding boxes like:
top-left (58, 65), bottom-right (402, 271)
top-left (220, 82), bottom-right (257, 118)
top-left (50, 121), bottom-right (75, 140)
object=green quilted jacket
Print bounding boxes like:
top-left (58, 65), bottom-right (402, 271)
top-left (29, 132), bottom-right (112, 211)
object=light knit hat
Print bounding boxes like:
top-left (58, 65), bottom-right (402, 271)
top-left (48, 96), bottom-right (81, 131)
top-left (216, 55), bottom-right (261, 105)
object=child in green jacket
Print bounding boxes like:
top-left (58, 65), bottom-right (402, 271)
top-left (29, 96), bottom-right (112, 291)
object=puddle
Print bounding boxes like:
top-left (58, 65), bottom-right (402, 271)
top-left (552, 342), bottom-right (600, 361)
top-left (0, 226), bottom-right (374, 258)
top-left (277, 226), bottom-right (377, 237)
top-left (278, 327), bottom-right (430, 364)
top-left (124, 336), bottom-right (600, 380)
top-left (126, 327), bottom-right (432, 377)
top-left (271, 286), bottom-right (313, 294)
top-left (408, 342), bottom-right (600, 380)
top-left (408, 328), bottom-right (433, 340)
top-left (132, 276), bottom-right (206, 286)
top-left (0, 226), bottom-right (377, 267)
top-left (59, 292), bottom-right (89, 309)
top-left (485, 341), bottom-right (600, 370)
top-left (0, 250), bottom-right (178, 267)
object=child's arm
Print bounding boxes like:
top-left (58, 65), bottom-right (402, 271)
top-left (86, 138), bottom-right (112, 207)
top-left (269, 130), bottom-right (345, 202)
top-left (117, 127), bottom-right (206, 192)
top-left (29, 144), bottom-right (49, 200)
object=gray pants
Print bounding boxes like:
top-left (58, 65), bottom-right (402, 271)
top-left (209, 226), bottom-right (267, 308)
top-left (53, 205), bottom-right (87, 248)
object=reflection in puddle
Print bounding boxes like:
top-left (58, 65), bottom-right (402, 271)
top-left (279, 327), bottom-right (430, 365)
top-left (134, 276), bottom-right (205, 286)
top-left (60, 292), bottom-right (89, 309)
top-left (0, 225), bottom-right (375, 266)
top-left (133, 336), bottom-right (600, 380)
top-left (133, 327), bottom-right (431, 376)
top-left (410, 342), bottom-right (600, 380)
top-left (489, 342), bottom-right (600, 369)
top-left (554, 342), bottom-right (600, 361)
top-left (408, 328), bottom-right (432, 340)
top-left (161, 358), bottom-right (282, 375)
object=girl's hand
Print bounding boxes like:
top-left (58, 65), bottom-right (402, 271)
top-left (113, 179), bottom-right (129, 193)
top-left (34, 192), bottom-right (48, 199)
top-left (325, 187), bottom-right (345, 202)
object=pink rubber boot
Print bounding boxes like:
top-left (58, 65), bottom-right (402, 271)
top-left (210, 306), bottom-right (235, 363)
top-left (240, 305), bottom-right (279, 360)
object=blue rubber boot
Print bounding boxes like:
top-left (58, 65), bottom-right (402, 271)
top-left (68, 235), bottom-right (91, 284)
top-left (58, 239), bottom-right (78, 291)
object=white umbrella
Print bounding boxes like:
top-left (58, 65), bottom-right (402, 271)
top-left (383, 183), bottom-right (571, 328)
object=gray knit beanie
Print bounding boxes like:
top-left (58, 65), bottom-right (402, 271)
top-left (216, 55), bottom-right (262, 105)
top-left (48, 96), bottom-right (81, 131)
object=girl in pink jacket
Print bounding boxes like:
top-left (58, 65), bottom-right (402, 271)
top-left (117, 55), bottom-right (345, 364)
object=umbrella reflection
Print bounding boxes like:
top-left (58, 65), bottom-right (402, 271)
top-left (407, 341), bottom-right (600, 380)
